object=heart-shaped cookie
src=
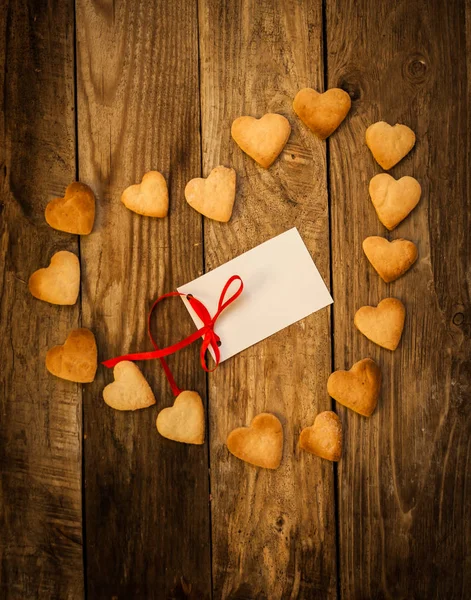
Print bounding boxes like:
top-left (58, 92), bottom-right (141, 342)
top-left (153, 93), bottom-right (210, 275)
top-left (121, 171), bottom-right (168, 217)
top-left (231, 113), bottom-right (291, 168)
top-left (354, 297), bottom-right (406, 351)
top-left (327, 358), bottom-right (381, 417)
top-left (156, 390), bottom-right (205, 445)
top-left (28, 250), bottom-right (80, 305)
top-left (365, 121), bottom-right (416, 170)
top-left (369, 174), bottom-right (421, 230)
top-left (293, 87), bottom-right (351, 139)
top-left (226, 413), bottom-right (283, 469)
top-left (185, 166), bottom-right (236, 222)
top-left (45, 182), bottom-right (95, 235)
top-left (363, 236), bottom-right (418, 282)
top-left (299, 411), bottom-right (342, 461)
top-left (103, 361), bottom-right (156, 411)
top-left (46, 328), bottom-right (97, 383)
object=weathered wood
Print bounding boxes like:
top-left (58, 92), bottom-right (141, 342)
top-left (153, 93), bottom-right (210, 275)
top-left (198, 1), bottom-right (337, 597)
top-left (326, 0), bottom-right (471, 597)
top-left (75, 1), bottom-right (211, 597)
top-left (0, 1), bottom-right (83, 598)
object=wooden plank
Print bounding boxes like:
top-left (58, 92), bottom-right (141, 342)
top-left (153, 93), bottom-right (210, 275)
top-left (326, 0), bottom-right (471, 597)
top-left (198, 1), bottom-right (337, 597)
top-left (75, 1), bottom-right (211, 597)
top-left (0, 1), bottom-right (83, 598)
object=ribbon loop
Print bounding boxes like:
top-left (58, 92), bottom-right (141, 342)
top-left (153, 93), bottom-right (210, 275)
top-left (216, 275), bottom-right (244, 316)
top-left (102, 275), bottom-right (244, 396)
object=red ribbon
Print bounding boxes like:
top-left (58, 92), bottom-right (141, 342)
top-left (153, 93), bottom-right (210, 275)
top-left (102, 275), bottom-right (244, 397)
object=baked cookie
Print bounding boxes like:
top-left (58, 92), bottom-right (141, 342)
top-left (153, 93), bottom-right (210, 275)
top-left (354, 297), bottom-right (406, 351)
top-left (185, 166), bottom-right (236, 222)
top-left (28, 251), bottom-right (80, 305)
top-left (231, 113), bottom-right (291, 168)
top-left (363, 236), bottom-right (418, 282)
top-left (45, 182), bottom-right (95, 235)
top-left (226, 413), bottom-right (283, 469)
top-left (369, 174), bottom-right (421, 230)
top-left (156, 390), bottom-right (205, 445)
top-left (103, 361), bottom-right (156, 411)
top-left (327, 358), bottom-right (381, 417)
top-left (293, 87), bottom-right (351, 139)
top-left (46, 328), bottom-right (97, 383)
top-left (365, 121), bottom-right (416, 170)
top-left (299, 411), bottom-right (342, 461)
top-left (121, 171), bottom-right (168, 217)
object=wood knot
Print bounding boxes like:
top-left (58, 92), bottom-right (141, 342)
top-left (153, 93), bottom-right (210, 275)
top-left (275, 515), bottom-right (285, 531)
top-left (452, 312), bottom-right (464, 326)
top-left (337, 77), bottom-right (361, 101)
top-left (404, 53), bottom-right (429, 83)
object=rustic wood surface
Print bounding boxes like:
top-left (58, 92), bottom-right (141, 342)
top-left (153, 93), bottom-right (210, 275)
top-left (1, 0), bottom-right (469, 599)
top-left (198, 1), bottom-right (337, 598)
top-left (75, 0), bottom-right (211, 597)
top-left (0, 1), bottom-right (83, 598)
top-left (327, 0), bottom-right (471, 597)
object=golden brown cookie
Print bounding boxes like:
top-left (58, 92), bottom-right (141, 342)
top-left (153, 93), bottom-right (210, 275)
top-left (45, 182), bottom-right (95, 235)
top-left (327, 358), bottom-right (381, 417)
top-left (299, 411), bottom-right (342, 461)
top-left (363, 236), bottom-right (418, 282)
top-left (231, 113), bottom-right (291, 168)
top-left (226, 413), bottom-right (283, 469)
top-left (354, 298), bottom-right (406, 351)
top-left (369, 174), bottom-right (421, 230)
top-left (28, 251), bottom-right (80, 305)
top-left (185, 166), bottom-right (236, 222)
top-left (365, 121), bottom-right (416, 170)
top-left (46, 328), bottom-right (97, 383)
top-left (156, 390), bottom-right (205, 445)
top-left (103, 361), bottom-right (156, 411)
top-left (293, 87), bottom-right (351, 139)
top-left (121, 171), bottom-right (168, 217)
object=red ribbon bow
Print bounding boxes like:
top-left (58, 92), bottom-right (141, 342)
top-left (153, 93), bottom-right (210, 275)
top-left (103, 275), bottom-right (244, 396)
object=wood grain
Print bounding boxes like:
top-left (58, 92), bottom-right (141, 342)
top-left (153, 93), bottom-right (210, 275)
top-left (198, 1), bottom-right (337, 597)
top-left (0, 1), bottom-right (83, 598)
top-left (75, 1), bottom-right (211, 597)
top-left (1, 1), bottom-right (470, 597)
top-left (326, 0), bottom-right (471, 597)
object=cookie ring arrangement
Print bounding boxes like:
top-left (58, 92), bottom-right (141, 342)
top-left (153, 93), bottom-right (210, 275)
top-left (31, 85), bottom-right (420, 468)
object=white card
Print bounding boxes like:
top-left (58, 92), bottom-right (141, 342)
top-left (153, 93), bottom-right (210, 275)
top-left (177, 228), bottom-right (333, 362)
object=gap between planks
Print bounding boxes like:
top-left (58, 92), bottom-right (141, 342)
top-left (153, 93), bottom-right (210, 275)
top-left (321, 0), bottom-right (342, 596)
top-left (196, 0), bottom-right (216, 595)
top-left (72, 1), bottom-right (88, 596)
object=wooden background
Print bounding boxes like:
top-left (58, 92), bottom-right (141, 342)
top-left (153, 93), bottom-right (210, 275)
top-left (0, 0), bottom-right (469, 598)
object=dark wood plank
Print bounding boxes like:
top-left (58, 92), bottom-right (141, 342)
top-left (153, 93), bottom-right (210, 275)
top-left (75, 1), bottom-right (211, 597)
top-left (198, 1), bottom-right (337, 597)
top-left (0, 1), bottom-right (83, 598)
top-left (326, 0), bottom-right (471, 597)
